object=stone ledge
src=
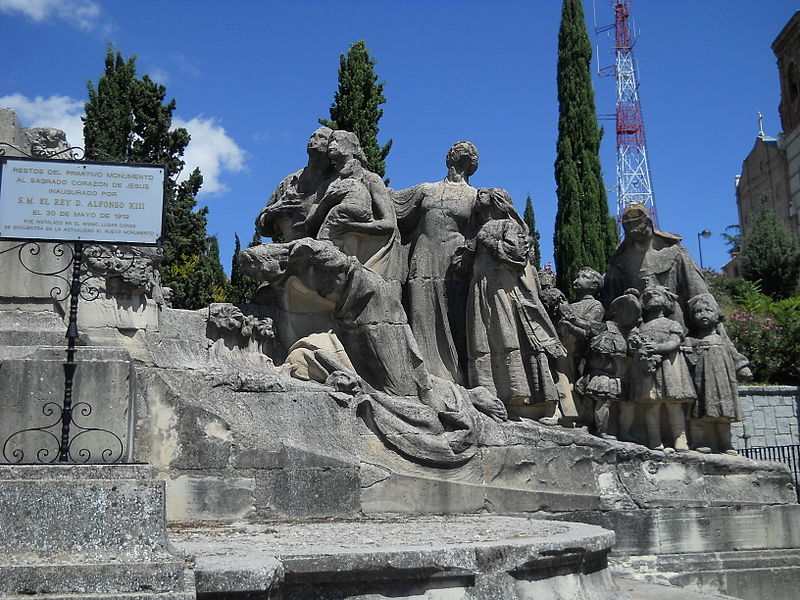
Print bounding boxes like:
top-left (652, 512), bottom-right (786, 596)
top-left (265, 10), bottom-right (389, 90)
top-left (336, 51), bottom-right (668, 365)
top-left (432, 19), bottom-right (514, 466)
top-left (173, 516), bottom-right (618, 599)
top-left (739, 385), bottom-right (800, 395)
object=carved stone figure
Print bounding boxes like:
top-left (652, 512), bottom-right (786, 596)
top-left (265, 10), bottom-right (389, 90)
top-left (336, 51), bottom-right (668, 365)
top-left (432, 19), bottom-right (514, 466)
top-left (303, 130), bottom-right (403, 286)
top-left (392, 141), bottom-right (479, 384)
top-left (257, 126), bottom-right (336, 242)
top-left (577, 290), bottom-right (641, 440)
top-left (628, 285), bottom-right (696, 451)
top-left (682, 293), bottom-right (752, 454)
top-left (465, 188), bottom-right (565, 408)
top-left (554, 267), bottom-right (605, 423)
top-left (603, 203), bottom-right (710, 331)
top-left (24, 127), bottom-right (71, 158)
top-left (239, 237), bottom-right (428, 397)
top-left (538, 269), bottom-right (566, 323)
top-left (238, 237), bottom-right (507, 466)
top-left (557, 268), bottom-right (605, 376)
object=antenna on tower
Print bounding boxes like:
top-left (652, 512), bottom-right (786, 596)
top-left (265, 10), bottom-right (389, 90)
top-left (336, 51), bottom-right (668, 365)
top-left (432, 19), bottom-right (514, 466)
top-left (597, 1), bottom-right (657, 233)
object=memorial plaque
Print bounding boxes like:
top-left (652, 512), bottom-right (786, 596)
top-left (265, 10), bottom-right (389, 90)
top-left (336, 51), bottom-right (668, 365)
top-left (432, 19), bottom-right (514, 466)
top-left (0, 157), bottom-right (165, 245)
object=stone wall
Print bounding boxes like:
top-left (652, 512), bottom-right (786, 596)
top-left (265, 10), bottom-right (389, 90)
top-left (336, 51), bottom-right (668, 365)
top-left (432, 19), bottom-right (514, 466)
top-left (733, 385), bottom-right (800, 448)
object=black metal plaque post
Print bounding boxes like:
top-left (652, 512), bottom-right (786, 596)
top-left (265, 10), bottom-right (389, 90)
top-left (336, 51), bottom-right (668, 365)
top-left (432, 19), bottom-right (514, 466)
top-left (59, 241), bottom-right (83, 462)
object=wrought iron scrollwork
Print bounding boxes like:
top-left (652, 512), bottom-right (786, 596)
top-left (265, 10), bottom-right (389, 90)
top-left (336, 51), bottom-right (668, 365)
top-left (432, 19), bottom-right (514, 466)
top-left (2, 400), bottom-right (124, 464)
top-left (0, 141), bottom-right (85, 161)
top-left (0, 241), bottom-right (141, 464)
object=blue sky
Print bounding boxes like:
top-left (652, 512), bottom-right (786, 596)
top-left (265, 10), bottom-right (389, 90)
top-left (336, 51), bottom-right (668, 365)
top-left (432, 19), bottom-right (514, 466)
top-left (1, 0), bottom-right (796, 275)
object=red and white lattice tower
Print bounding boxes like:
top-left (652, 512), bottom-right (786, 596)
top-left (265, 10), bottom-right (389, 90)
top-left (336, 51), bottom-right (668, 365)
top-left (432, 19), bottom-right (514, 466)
top-left (606, 1), bottom-right (657, 229)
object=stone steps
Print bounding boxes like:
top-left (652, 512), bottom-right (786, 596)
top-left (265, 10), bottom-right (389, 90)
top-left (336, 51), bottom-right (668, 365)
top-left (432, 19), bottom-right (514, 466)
top-left (0, 464), bottom-right (194, 599)
top-left (0, 560), bottom-right (187, 595)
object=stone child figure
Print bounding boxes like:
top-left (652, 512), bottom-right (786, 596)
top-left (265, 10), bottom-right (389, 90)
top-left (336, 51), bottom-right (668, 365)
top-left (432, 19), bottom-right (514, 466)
top-left (628, 285), bottom-right (696, 452)
top-left (303, 130), bottom-right (402, 285)
top-left (538, 268), bottom-right (567, 324)
top-left (556, 267), bottom-right (606, 420)
top-left (465, 187), bottom-right (565, 408)
top-left (576, 290), bottom-right (641, 440)
top-left (682, 293), bottom-right (752, 454)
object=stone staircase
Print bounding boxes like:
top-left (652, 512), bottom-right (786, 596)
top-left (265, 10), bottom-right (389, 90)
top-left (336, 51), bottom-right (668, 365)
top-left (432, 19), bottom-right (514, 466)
top-left (0, 464), bottom-right (194, 600)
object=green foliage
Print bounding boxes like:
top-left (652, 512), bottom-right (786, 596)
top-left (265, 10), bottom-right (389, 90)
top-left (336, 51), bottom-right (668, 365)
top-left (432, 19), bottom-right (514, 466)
top-left (721, 224), bottom-right (741, 258)
top-left (320, 40), bottom-right (392, 180)
top-left (725, 291), bottom-right (800, 384)
top-left (523, 194), bottom-right (542, 269)
top-left (228, 229), bottom-right (262, 304)
top-left (84, 45), bottom-right (224, 310)
top-left (553, 0), bottom-right (618, 295)
top-left (740, 204), bottom-right (800, 299)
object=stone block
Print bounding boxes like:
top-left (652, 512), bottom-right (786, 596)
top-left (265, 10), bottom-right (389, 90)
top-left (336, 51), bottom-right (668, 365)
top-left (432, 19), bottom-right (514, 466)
top-left (272, 465), bottom-right (360, 517)
top-left (361, 471), bottom-right (486, 515)
top-left (163, 473), bottom-right (255, 521)
top-left (775, 403), bottom-right (797, 418)
top-left (0, 464), bottom-right (192, 597)
top-left (78, 294), bottom-right (159, 332)
top-left (752, 409), bottom-right (766, 429)
top-left (158, 307), bottom-right (207, 341)
top-left (752, 396), bottom-right (770, 408)
top-left (0, 346), bottom-right (133, 464)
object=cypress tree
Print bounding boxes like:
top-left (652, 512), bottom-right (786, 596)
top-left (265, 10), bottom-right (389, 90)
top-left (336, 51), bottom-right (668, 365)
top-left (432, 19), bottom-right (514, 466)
top-left (741, 204), bottom-right (800, 299)
top-left (84, 45), bottom-right (225, 309)
top-left (228, 229), bottom-right (262, 304)
top-left (553, 0), bottom-right (617, 295)
top-left (523, 194), bottom-right (542, 269)
top-left (320, 40), bottom-right (392, 179)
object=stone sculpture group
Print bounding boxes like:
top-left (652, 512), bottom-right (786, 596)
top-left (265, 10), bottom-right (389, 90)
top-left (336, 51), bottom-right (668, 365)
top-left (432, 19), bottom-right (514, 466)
top-left (241, 127), bottom-right (751, 464)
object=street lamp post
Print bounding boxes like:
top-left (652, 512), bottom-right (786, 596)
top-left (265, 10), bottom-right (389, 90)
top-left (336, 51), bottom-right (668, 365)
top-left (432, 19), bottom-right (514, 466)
top-left (697, 229), bottom-right (712, 269)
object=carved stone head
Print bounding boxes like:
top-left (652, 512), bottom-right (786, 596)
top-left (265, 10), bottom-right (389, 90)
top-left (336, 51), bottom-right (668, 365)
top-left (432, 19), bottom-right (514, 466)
top-left (621, 203), bottom-right (654, 243)
top-left (307, 126), bottom-right (333, 157)
top-left (446, 141), bottom-right (478, 177)
top-left (328, 130), bottom-right (366, 168)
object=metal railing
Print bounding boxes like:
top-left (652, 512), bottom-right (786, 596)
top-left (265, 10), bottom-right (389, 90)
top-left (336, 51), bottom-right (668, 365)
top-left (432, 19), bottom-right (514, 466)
top-left (740, 444), bottom-right (800, 502)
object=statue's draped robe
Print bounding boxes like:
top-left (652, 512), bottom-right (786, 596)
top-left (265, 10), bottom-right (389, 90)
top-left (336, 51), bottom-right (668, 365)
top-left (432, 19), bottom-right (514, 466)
top-left (392, 180), bottom-right (477, 385)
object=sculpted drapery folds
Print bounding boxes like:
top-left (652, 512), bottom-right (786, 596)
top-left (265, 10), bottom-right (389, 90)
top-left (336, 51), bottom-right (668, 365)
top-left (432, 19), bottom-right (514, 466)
top-left (464, 187), bottom-right (565, 406)
top-left (391, 141), bottom-right (479, 384)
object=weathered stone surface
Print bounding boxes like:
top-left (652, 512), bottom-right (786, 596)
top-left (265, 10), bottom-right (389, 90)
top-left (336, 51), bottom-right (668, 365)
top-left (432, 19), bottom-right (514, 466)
top-left (0, 108), bottom-right (31, 155)
top-left (733, 385), bottom-right (800, 448)
top-left (0, 346), bottom-right (133, 464)
top-left (0, 464), bottom-right (192, 598)
top-left (547, 504), bottom-right (800, 556)
top-left (173, 516), bottom-right (619, 600)
top-left (614, 548), bottom-right (800, 600)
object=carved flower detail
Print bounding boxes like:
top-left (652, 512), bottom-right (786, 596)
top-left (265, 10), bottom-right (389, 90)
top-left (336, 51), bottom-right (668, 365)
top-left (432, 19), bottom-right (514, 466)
top-left (208, 304), bottom-right (245, 332)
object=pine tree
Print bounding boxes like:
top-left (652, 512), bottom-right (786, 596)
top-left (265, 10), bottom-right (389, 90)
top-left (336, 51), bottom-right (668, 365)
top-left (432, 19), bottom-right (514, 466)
top-left (228, 229), bottom-right (262, 304)
top-left (741, 204), bottom-right (800, 299)
top-left (523, 194), bottom-right (542, 269)
top-left (553, 0), bottom-right (618, 295)
top-left (84, 45), bottom-right (225, 309)
top-left (320, 40), bottom-right (392, 179)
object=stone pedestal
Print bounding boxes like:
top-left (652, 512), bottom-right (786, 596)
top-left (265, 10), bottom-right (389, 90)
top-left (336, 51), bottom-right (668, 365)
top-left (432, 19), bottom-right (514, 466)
top-left (0, 464), bottom-right (194, 599)
top-left (0, 345), bottom-right (134, 463)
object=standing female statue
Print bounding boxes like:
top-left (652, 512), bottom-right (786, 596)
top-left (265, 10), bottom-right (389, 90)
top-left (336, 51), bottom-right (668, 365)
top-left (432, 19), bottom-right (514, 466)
top-left (392, 141), bottom-right (479, 384)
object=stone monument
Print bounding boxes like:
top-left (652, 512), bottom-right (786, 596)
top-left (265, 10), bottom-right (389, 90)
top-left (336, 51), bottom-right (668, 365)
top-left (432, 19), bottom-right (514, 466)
top-left (2, 119), bottom-right (799, 599)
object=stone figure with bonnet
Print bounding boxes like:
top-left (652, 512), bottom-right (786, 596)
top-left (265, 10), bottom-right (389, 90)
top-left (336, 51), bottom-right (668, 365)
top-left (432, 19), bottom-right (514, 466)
top-left (682, 292), bottom-right (751, 454)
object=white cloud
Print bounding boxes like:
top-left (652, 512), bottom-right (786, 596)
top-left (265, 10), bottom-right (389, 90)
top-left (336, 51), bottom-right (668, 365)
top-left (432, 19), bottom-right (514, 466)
top-left (0, 93), bottom-right (85, 151)
top-left (174, 116), bottom-right (246, 195)
top-left (148, 67), bottom-right (170, 86)
top-left (0, 0), bottom-right (104, 31)
top-left (0, 95), bottom-right (245, 195)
